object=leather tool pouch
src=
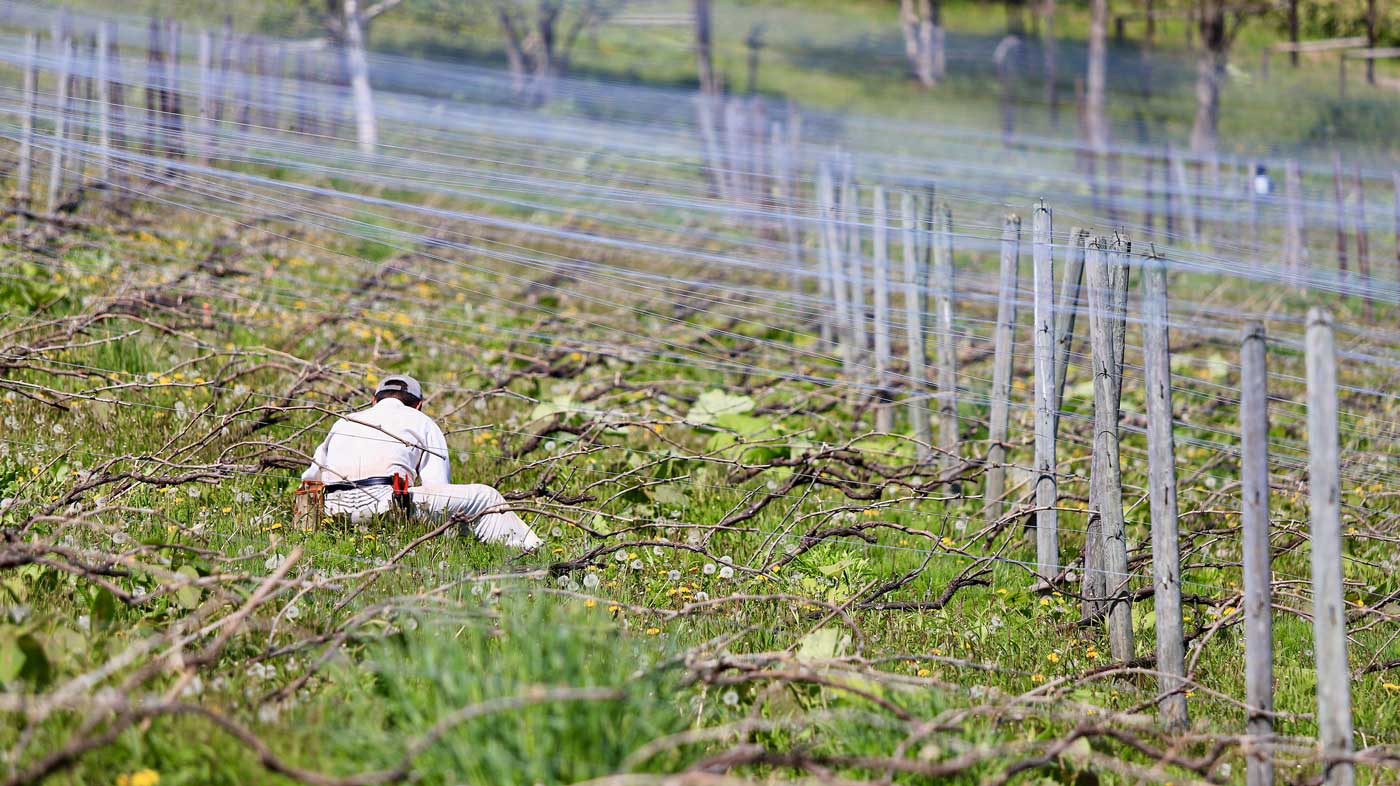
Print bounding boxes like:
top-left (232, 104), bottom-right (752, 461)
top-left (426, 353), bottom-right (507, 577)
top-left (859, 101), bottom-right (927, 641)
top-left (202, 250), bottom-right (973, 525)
top-left (390, 473), bottom-right (413, 516)
top-left (293, 480), bottom-right (325, 531)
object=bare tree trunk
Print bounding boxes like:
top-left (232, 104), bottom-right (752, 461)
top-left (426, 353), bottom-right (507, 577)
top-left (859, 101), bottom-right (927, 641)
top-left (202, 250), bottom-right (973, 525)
top-left (901, 0), bottom-right (939, 87)
top-left (744, 25), bottom-right (763, 94)
top-left (1190, 1), bottom-right (1228, 156)
top-left (1085, 0), bottom-right (1108, 154)
top-left (929, 0), bottom-right (945, 81)
top-left (900, 0), bottom-right (921, 76)
top-left (1287, 0), bottom-right (1299, 66)
top-left (1364, 0), bottom-right (1377, 85)
top-left (693, 0), bottom-right (718, 96)
top-left (496, 6), bottom-right (528, 96)
top-left (342, 0), bottom-right (377, 154)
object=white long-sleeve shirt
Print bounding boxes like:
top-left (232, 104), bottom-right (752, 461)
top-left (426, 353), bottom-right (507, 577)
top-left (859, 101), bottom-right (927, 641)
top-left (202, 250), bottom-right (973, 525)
top-left (300, 398), bottom-right (450, 486)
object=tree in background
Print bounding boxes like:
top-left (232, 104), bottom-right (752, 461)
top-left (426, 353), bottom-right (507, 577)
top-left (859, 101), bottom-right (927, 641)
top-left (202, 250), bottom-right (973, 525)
top-left (899, 0), bottom-right (944, 87)
top-left (1085, 0), bottom-right (1108, 153)
top-left (693, 0), bottom-right (718, 96)
top-left (492, 0), bottom-right (627, 104)
top-left (308, 0), bottom-right (410, 153)
top-left (1190, 0), bottom-right (1269, 155)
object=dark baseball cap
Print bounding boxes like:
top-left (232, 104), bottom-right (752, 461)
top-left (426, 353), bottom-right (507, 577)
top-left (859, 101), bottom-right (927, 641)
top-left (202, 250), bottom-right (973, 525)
top-left (375, 374), bottom-right (423, 400)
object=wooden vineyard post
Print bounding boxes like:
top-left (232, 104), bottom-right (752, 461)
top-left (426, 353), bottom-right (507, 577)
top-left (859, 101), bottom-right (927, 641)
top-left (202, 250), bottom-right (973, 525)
top-left (96, 25), bottom-right (112, 184)
top-left (1286, 160), bottom-right (1305, 284)
top-left (145, 18), bottom-right (162, 170)
top-left (770, 121), bottom-right (804, 298)
top-left (1393, 172), bottom-right (1399, 284)
top-left (236, 34), bottom-right (253, 130)
top-left (47, 36), bottom-right (73, 215)
top-left (1305, 307), bottom-right (1354, 786)
top-left (821, 164), bottom-right (854, 371)
top-left (814, 163), bottom-right (836, 348)
top-left (723, 99), bottom-right (746, 206)
top-left (1240, 321), bottom-right (1274, 786)
top-left (1353, 167), bottom-right (1372, 322)
top-left (1142, 252), bottom-right (1187, 729)
top-left (215, 18), bottom-right (233, 127)
top-left (1087, 235), bottom-right (1133, 660)
top-left (1332, 153), bottom-right (1349, 284)
top-left (985, 214), bottom-right (1020, 524)
top-left (293, 52), bottom-right (313, 136)
top-left (164, 19), bottom-right (183, 160)
top-left (104, 22), bottom-right (127, 205)
top-left (902, 192), bottom-right (932, 461)
top-left (932, 202), bottom-right (958, 474)
top-left (1163, 150), bottom-right (1177, 240)
top-left (1170, 145), bottom-right (1198, 244)
top-left (1081, 236), bottom-right (1106, 616)
top-left (16, 33), bottom-right (37, 222)
top-left (871, 186), bottom-right (894, 432)
top-left (844, 176), bottom-right (868, 363)
top-left (195, 29), bottom-right (212, 167)
top-left (1032, 201), bottom-right (1058, 582)
top-left (1053, 226), bottom-right (1087, 433)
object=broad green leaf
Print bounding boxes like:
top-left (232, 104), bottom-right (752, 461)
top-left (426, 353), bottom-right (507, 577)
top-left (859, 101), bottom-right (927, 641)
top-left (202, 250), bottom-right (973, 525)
top-left (90, 588), bottom-right (118, 631)
top-left (795, 628), bottom-right (849, 663)
top-left (712, 413), bottom-right (768, 435)
top-left (529, 396), bottom-right (582, 422)
top-left (16, 634), bottom-right (50, 688)
top-left (648, 484), bottom-right (686, 506)
top-left (0, 633), bottom-right (22, 684)
top-left (175, 565), bottom-right (202, 610)
top-left (687, 390), bottom-right (755, 426)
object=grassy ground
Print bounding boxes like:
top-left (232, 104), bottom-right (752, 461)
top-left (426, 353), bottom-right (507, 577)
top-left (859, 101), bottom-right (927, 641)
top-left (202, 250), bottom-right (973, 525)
top-left (2, 149), bottom-right (1398, 783)
top-left (1, 2), bottom-right (1399, 784)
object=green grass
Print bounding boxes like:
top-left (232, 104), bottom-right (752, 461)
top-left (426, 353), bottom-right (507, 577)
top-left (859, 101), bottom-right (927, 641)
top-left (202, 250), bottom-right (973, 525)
top-left (2, 171), bottom-right (1398, 782)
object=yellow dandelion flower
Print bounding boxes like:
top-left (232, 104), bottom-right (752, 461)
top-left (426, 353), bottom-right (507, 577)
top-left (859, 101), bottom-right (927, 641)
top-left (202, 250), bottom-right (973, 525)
top-left (1046, 652), bottom-right (1060, 663)
top-left (117, 770), bottom-right (160, 786)
top-left (584, 599), bottom-right (596, 608)
top-left (645, 627), bottom-right (661, 635)
top-left (1032, 673), bottom-right (1045, 684)
top-left (916, 668), bottom-right (930, 677)
top-left (1039, 597), bottom-right (1051, 606)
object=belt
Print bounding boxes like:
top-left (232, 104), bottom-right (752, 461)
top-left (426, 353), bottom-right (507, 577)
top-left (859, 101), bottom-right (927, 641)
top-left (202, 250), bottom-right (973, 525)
top-left (324, 476), bottom-right (397, 494)
top-left (324, 474), bottom-right (414, 514)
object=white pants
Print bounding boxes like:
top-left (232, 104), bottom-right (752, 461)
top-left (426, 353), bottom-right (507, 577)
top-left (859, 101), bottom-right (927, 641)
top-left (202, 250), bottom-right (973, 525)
top-left (324, 483), bottom-right (542, 549)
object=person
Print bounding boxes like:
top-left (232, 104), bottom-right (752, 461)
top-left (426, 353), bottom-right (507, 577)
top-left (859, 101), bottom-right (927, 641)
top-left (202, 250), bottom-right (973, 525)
top-left (1252, 164), bottom-right (1273, 198)
top-left (299, 374), bottom-right (542, 549)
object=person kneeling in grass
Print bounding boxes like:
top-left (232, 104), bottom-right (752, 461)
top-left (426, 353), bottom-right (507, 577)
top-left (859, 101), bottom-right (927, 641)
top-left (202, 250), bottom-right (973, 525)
top-left (299, 374), bottom-right (542, 549)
